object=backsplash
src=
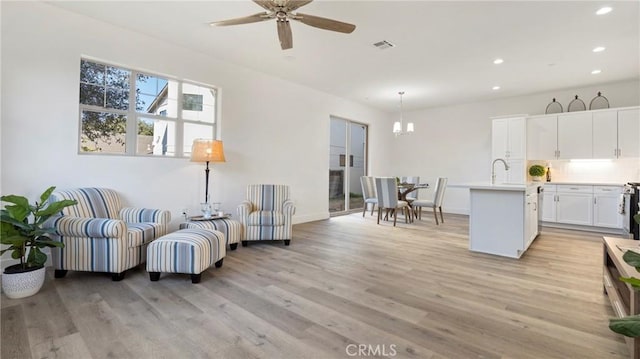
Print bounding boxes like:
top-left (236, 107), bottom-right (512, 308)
top-left (527, 158), bottom-right (640, 183)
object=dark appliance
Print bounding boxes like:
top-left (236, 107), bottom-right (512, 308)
top-left (537, 186), bottom-right (544, 229)
top-left (624, 182), bottom-right (640, 240)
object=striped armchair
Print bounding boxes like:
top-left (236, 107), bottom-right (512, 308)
top-left (45, 188), bottom-right (171, 281)
top-left (237, 184), bottom-right (295, 246)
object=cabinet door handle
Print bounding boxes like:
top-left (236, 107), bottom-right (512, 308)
top-left (614, 148), bottom-right (618, 157)
top-left (594, 197), bottom-right (597, 205)
top-left (570, 187), bottom-right (579, 190)
top-left (618, 148), bottom-right (621, 157)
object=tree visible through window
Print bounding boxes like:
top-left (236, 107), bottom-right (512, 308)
top-left (78, 59), bottom-right (217, 157)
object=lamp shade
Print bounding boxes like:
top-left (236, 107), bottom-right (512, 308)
top-left (393, 121), bottom-right (402, 133)
top-left (406, 122), bottom-right (415, 132)
top-left (190, 139), bottom-right (226, 163)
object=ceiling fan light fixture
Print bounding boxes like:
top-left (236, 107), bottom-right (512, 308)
top-left (209, 0), bottom-right (356, 50)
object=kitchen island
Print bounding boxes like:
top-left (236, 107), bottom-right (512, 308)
top-left (457, 183), bottom-right (542, 258)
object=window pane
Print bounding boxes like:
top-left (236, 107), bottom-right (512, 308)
top-left (137, 117), bottom-right (176, 156)
top-left (80, 83), bottom-right (105, 107)
top-left (80, 60), bottom-right (130, 110)
top-left (183, 94), bottom-right (203, 111)
top-left (182, 83), bottom-right (215, 123)
top-left (136, 74), bottom-right (177, 117)
top-left (106, 66), bottom-right (130, 89)
top-left (106, 88), bottom-right (129, 110)
top-left (183, 122), bottom-right (214, 155)
top-left (80, 110), bottom-right (126, 154)
top-left (80, 60), bottom-right (104, 85)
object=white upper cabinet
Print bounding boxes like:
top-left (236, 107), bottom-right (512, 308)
top-left (557, 112), bottom-right (592, 159)
top-left (618, 108), bottom-right (640, 158)
top-left (527, 114), bottom-right (558, 160)
top-left (593, 110), bottom-right (618, 159)
top-left (492, 119), bottom-right (509, 159)
top-left (508, 118), bottom-right (526, 159)
top-left (526, 107), bottom-right (639, 160)
top-left (492, 117), bottom-right (526, 184)
top-left (492, 117), bottom-right (525, 160)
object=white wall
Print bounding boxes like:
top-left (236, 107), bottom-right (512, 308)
top-left (388, 79), bottom-right (640, 214)
top-left (0, 2), bottom-right (392, 235)
top-left (2, 2), bottom-right (638, 270)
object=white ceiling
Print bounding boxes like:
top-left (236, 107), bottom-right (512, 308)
top-left (46, 0), bottom-right (640, 112)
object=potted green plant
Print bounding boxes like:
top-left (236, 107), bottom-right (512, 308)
top-left (610, 213), bottom-right (640, 337)
top-left (528, 165), bottom-right (546, 181)
top-left (1, 186), bottom-right (77, 299)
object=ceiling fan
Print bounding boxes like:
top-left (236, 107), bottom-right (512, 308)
top-left (210, 0), bottom-right (356, 50)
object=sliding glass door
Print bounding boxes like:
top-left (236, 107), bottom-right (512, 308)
top-left (329, 116), bottom-right (368, 214)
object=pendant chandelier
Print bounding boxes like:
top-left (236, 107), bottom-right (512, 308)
top-left (392, 91), bottom-right (414, 136)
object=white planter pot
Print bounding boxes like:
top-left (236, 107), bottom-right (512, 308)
top-left (2, 266), bottom-right (46, 299)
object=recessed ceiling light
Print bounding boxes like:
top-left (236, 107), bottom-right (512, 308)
top-left (596, 7), bottom-right (612, 15)
top-left (593, 46), bottom-right (606, 53)
top-left (591, 69), bottom-right (602, 74)
top-left (492, 86), bottom-right (501, 90)
top-left (493, 58), bottom-right (504, 65)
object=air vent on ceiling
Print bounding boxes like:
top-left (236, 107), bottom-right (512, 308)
top-left (373, 40), bottom-right (395, 50)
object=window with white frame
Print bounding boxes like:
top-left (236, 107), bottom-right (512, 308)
top-left (78, 59), bottom-right (217, 157)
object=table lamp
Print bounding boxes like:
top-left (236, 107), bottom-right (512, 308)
top-left (190, 139), bottom-right (226, 204)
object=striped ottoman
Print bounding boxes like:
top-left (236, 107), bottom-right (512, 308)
top-left (146, 228), bottom-right (226, 283)
top-left (180, 218), bottom-right (242, 251)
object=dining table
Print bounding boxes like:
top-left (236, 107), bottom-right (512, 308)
top-left (397, 182), bottom-right (430, 202)
top-left (381, 182), bottom-right (429, 222)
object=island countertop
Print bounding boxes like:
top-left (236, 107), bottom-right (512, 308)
top-left (450, 182), bottom-right (541, 191)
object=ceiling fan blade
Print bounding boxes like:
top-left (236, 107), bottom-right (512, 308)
top-left (277, 20), bottom-right (293, 50)
top-left (253, 0), bottom-right (276, 11)
top-left (287, 0), bottom-right (314, 11)
top-left (210, 12), bottom-right (271, 27)
top-left (293, 13), bottom-right (355, 33)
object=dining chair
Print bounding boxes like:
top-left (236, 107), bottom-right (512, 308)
top-left (412, 177), bottom-right (448, 225)
top-left (360, 176), bottom-right (377, 217)
top-left (374, 177), bottom-right (411, 226)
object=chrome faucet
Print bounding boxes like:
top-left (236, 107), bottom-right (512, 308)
top-left (491, 158), bottom-right (510, 184)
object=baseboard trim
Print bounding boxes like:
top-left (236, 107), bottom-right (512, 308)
top-left (541, 222), bottom-right (629, 236)
top-left (293, 212), bottom-right (330, 224)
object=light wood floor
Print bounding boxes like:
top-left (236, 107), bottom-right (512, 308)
top-left (1, 212), bottom-right (629, 359)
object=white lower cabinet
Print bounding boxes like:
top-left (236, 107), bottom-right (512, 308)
top-left (541, 185), bottom-right (557, 222)
top-left (556, 190), bottom-right (593, 225)
top-left (593, 186), bottom-right (624, 228)
top-left (542, 184), bottom-right (623, 229)
top-left (525, 192), bottom-right (539, 248)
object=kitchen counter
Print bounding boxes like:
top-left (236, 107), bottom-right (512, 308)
top-left (450, 182), bottom-right (540, 191)
top-left (544, 181), bottom-right (626, 186)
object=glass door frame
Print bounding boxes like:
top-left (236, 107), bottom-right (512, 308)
top-left (329, 116), bottom-right (369, 216)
